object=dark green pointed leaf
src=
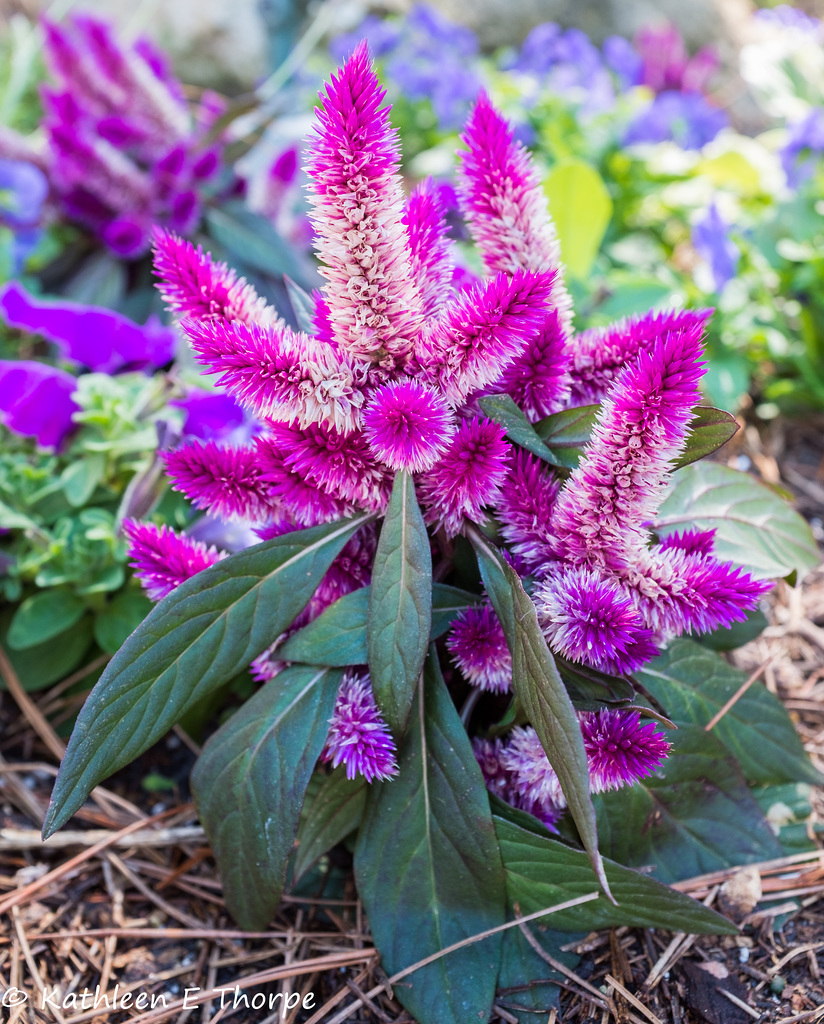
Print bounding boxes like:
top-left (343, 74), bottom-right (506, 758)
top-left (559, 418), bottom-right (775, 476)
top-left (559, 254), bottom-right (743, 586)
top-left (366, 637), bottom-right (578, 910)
top-left (638, 639), bottom-right (823, 786)
top-left (674, 406), bottom-right (739, 469)
top-left (191, 665), bottom-right (342, 928)
top-left (691, 607), bottom-right (768, 651)
top-left (8, 589), bottom-right (86, 650)
top-left (468, 527), bottom-right (611, 901)
top-left (355, 653), bottom-right (506, 1024)
top-left (594, 724), bottom-right (783, 883)
top-left (497, 927), bottom-right (578, 1023)
top-left (534, 403), bottom-right (599, 466)
top-left (494, 800), bottom-right (737, 934)
top-left (281, 583), bottom-right (480, 668)
top-left (478, 394), bottom-right (562, 467)
top-left (294, 766), bottom-right (367, 882)
top-left (42, 514), bottom-right (372, 839)
top-left (367, 471), bottom-right (431, 733)
top-left (654, 463), bottom-right (820, 579)
top-left (556, 658), bottom-right (636, 708)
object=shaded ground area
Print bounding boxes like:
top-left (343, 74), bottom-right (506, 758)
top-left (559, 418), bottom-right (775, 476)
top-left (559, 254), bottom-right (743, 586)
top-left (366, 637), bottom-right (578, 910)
top-left (2, 416), bottom-right (824, 1024)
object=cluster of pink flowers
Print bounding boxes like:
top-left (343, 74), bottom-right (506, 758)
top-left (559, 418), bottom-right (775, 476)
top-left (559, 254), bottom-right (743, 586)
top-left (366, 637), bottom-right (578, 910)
top-left (125, 43), bottom-right (768, 800)
top-left (0, 15), bottom-right (223, 256)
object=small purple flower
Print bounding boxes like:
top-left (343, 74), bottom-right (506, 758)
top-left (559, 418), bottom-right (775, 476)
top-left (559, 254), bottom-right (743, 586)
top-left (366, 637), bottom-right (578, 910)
top-left (781, 109), bottom-right (824, 188)
top-left (419, 417), bottom-right (510, 538)
top-left (625, 91), bottom-right (727, 150)
top-left (0, 360), bottom-right (79, 449)
top-left (362, 380), bottom-right (455, 473)
top-left (579, 709), bottom-right (671, 794)
top-left (123, 520), bottom-right (226, 601)
top-left (171, 389), bottom-right (253, 444)
top-left (501, 726), bottom-right (565, 810)
top-left (692, 202), bottom-right (739, 292)
top-left (603, 35), bottom-right (643, 89)
top-left (322, 673), bottom-right (398, 782)
top-left (0, 281), bottom-right (175, 373)
top-left (447, 603), bottom-right (512, 693)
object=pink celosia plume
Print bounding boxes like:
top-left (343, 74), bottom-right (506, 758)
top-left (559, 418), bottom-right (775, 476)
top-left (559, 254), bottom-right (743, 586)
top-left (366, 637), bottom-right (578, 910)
top-left (403, 178), bottom-right (454, 318)
top-left (447, 603), bottom-right (512, 693)
top-left (123, 520), bottom-right (226, 601)
top-left (163, 442), bottom-right (277, 522)
top-left (322, 672), bottom-right (399, 782)
top-left (362, 379), bottom-right (455, 473)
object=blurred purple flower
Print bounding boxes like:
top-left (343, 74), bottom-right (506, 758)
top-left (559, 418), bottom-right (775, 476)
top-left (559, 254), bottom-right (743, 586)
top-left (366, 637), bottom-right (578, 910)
top-left (329, 14), bottom-right (403, 63)
top-left (170, 389), bottom-right (253, 443)
top-left (0, 360), bottom-right (79, 448)
top-left (754, 5), bottom-right (822, 33)
top-left (625, 91), bottom-right (727, 150)
top-left (603, 35), bottom-right (643, 89)
top-left (634, 23), bottom-right (718, 96)
top-left (692, 202), bottom-right (739, 292)
top-left (0, 281), bottom-right (175, 372)
top-left (0, 159), bottom-right (48, 271)
top-left (781, 109), bottom-right (824, 188)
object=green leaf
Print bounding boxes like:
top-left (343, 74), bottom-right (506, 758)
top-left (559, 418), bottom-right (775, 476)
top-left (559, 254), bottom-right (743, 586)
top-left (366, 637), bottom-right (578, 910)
top-left (594, 725), bottom-right (783, 883)
top-left (355, 653), bottom-right (506, 1024)
top-left (753, 783), bottom-right (819, 856)
top-left (294, 767), bottom-right (367, 883)
top-left (61, 454), bottom-right (106, 508)
top-left (468, 527), bottom-right (611, 901)
top-left (284, 276), bottom-right (316, 334)
top-left (494, 804), bottom-right (737, 934)
top-left (655, 462), bottom-right (820, 579)
top-left (638, 639), bottom-right (823, 786)
top-left (497, 927), bottom-right (578, 1022)
top-left (281, 583), bottom-right (479, 667)
top-left (8, 589), bottom-right (87, 650)
top-left (692, 607), bottom-right (768, 651)
top-left (534, 404), bottom-right (599, 449)
top-left (555, 658), bottom-right (637, 709)
top-left (367, 472), bottom-right (431, 734)
top-left (673, 407), bottom-right (739, 469)
top-left (191, 665), bottom-right (341, 929)
top-left (1, 610), bottom-right (93, 692)
top-left (543, 160), bottom-right (613, 280)
top-left (478, 394), bottom-right (562, 467)
top-left (42, 514), bottom-right (372, 838)
top-left (93, 590), bottom-right (153, 655)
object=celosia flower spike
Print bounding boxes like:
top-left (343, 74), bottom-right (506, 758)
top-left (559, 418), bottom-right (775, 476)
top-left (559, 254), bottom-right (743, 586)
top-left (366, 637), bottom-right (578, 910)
top-left (501, 726), bottom-right (565, 811)
top-left (305, 41), bottom-right (422, 367)
top-left (254, 438), bottom-right (353, 526)
top-left (534, 566), bottom-right (659, 676)
top-left (123, 520), bottom-right (225, 601)
top-left (495, 307), bottom-right (572, 420)
top-left (322, 673), bottom-right (399, 782)
top-left (458, 92), bottom-right (572, 336)
top-left (419, 268), bottom-right (556, 406)
top-left (163, 442), bottom-right (277, 522)
top-left (419, 417), bottom-right (509, 538)
top-left (569, 307), bottom-right (712, 405)
top-left (182, 317), bottom-right (364, 433)
top-left (152, 229), bottom-right (280, 327)
top-left (447, 603), bottom-right (512, 693)
top-left (495, 450), bottom-right (560, 573)
top-left (403, 178), bottom-right (454, 318)
top-left (362, 380), bottom-right (455, 473)
top-left (579, 710), bottom-right (671, 794)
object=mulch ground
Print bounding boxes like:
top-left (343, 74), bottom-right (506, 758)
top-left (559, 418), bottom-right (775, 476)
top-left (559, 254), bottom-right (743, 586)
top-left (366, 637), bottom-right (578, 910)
top-left (3, 415), bottom-right (824, 1024)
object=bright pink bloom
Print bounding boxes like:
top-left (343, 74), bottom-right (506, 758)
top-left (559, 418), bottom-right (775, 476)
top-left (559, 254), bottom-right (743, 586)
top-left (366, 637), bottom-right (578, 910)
top-left (322, 673), bottom-right (399, 782)
top-left (254, 437), bottom-right (353, 526)
top-left (182, 316), bottom-right (364, 433)
top-left (533, 566), bottom-right (659, 676)
top-left (305, 41), bottom-right (421, 367)
top-left (579, 710), bottom-right (671, 794)
top-left (568, 307), bottom-right (712, 405)
top-left (495, 450), bottom-right (560, 573)
top-left (362, 379), bottom-right (455, 473)
top-left (152, 229), bottom-right (279, 326)
top-left (501, 727), bottom-right (565, 810)
top-left (403, 178), bottom-right (454, 318)
top-left (420, 269), bottom-right (556, 406)
top-left (123, 520), bottom-right (225, 601)
top-left (495, 308), bottom-right (571, 420)
top-left (419, 417), bottom-right (509, 537)
top-left (163, 442), bottom-right (276, 521)
top-left (447, 603), bottom-right (512, 693)
top-left (658, 527), bottom-right (717, 557)
top-left (458, 92), bottom-right (571, 336)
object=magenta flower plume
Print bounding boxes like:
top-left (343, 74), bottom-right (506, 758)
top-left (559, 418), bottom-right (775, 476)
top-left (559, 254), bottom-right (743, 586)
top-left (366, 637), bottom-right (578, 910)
top-left (403, 178), bottom-right (454, 318)
top-left (362, 379), bottom-right (455, 473)
top-left (569, 307), bottom-right (712, 405)
top-left (182, 316), bottom-right (364, 433)
top-left (123, 520), bottom-right (225, 601)
top-left (473, 738), bottom-right (516, 800)
top-left (501, 726), bottom-right (565, 811)
top-left (551, 327), bottom-right (706, 576)
top-left (659, 528), bottom-right (717, 557)
top-left (447, 603), bottom-right (512, 693)
top-left (495, 308), bottom-right (571, 420)
top-left (322, 673), bottom-right (399, 782)
top-left (152, 229), bottom-right (279, 326)
top-left (534, 567), bottom-right (659, 676)
top-left (264, 420), bottom-right (390, 511)
top-left (579, 710), bottom-right (670, 794)
top-left (305, 41), bottom-right (421, 367)
top-left (458, 92), bottom-right (571, 335)
top-left (254, 437), bottom-right (353, 526)
top-left (495, 450), bottom-right (560, 573)
top-left (163, 442), bottom-right (276, 521)
top-left (420, 268), bottom-right (556, 406)
top-left (419, 417), bottom-right (509, 537)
